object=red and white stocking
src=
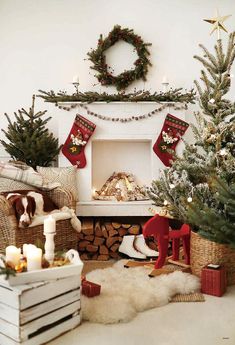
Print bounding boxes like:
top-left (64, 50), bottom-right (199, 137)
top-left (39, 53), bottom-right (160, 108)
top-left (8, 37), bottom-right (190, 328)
top-left (62, 114), bottom-right (96, 168)
top-left (153, 114), bottom-right (189, 166)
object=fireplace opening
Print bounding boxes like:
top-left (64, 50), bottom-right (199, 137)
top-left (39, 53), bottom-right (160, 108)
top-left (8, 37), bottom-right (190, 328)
top-left (92, 139), bottom-right (152, 202)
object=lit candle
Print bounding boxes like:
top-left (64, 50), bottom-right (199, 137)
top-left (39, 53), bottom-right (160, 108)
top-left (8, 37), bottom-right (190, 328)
top-left (72, 75), bottom-right (79, 84)
top-left (27, 248), bottom-right (42, 271)
top-left (23, 244), bottom-right (37, 257)
top-left (5, 246), bottom-right (21, 266)
top-left (44, 215), bottom-right (56, 263)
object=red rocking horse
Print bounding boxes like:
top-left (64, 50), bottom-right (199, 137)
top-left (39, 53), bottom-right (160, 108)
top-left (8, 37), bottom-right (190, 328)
top-left (142, 214), bottom-right (191, 269)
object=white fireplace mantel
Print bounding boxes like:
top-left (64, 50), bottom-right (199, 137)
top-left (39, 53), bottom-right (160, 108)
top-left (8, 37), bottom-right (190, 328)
top-left (58, 102), bottom-right (186, 217)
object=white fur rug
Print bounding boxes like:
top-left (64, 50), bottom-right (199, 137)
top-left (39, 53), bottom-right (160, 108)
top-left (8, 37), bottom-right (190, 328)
top-left (82, 260), bottom-right (200, 324)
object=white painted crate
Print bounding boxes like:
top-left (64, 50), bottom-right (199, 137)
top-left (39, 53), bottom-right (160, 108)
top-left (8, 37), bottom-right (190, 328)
top-left (0, 275), bottom-right (82, 345)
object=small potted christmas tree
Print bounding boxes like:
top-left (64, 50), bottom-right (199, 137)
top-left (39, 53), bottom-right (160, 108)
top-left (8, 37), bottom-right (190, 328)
top-left (1, 95), bottom-right (61, 169)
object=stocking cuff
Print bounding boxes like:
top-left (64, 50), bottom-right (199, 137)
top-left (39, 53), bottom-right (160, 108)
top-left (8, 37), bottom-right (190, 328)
top-left (165, 114), bottom-right (189, 135)
top-left (75, 114), bottom-right (96, 134)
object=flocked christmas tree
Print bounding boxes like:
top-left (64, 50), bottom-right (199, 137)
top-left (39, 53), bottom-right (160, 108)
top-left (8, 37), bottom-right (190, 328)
top-left (1, 95), bottom-right (61, 169)
top-left (149, 32), bottom-right (235, 246)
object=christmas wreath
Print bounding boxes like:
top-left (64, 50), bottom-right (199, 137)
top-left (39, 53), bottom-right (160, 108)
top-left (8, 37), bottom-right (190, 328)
top-left (87, 25), bottom-right (152, 91)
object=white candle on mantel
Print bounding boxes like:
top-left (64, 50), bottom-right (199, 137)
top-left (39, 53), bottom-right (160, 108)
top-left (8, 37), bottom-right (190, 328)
top-left (27, 248), bottom-right (42, 271)
top-left (72, 75), bottom-right (79, 83)
top-left (5, 246), bottom-right (21, 266)
top-left (162, 75), bottom-right (169, 84)
top-left (23, 244), bottom-right (37, 258)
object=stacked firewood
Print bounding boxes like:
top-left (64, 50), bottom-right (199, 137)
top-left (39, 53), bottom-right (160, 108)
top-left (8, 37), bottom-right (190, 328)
top-left (78, 218), bottom-right (157, 260)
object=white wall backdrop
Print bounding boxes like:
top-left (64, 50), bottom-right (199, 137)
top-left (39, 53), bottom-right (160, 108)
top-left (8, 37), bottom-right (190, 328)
top-left (0, 0), bottom-right (235, 145)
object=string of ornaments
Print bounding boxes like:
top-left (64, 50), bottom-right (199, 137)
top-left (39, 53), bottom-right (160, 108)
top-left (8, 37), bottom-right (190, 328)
top-left (57, 102), bottom-right (187, 123)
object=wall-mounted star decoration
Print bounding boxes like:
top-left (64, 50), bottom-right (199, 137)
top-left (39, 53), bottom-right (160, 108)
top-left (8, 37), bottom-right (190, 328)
top-left (204, 9), bottom-right (231, 39)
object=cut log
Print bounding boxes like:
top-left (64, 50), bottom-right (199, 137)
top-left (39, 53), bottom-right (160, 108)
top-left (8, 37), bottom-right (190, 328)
top-left (128, 224), bottom-right (140, 235)
top-left (93, 237), bottom-right (105, 246)
top-left (118, 227), bottom-right (128, 237)
top-left (112, 222), bottom-right (122, 229)
top-left (91, 253), bottom-right (98, 260)
top-left (101, 225), bottom-right (108, 238)
top-left (109, 229), bottom-right (119, 237)
top-left (86, 244), bottom-right (99, 253)
top-left (95, 221), bottom-right (103, 237)
top-left (84, 235), bottom-right (95, 242)
top-left (82, 227), bottom-right (94, 236)
top-left (80, 253), bottom-right (89, 260)
top-left (109, 252), bottom-right (120, 259)
top-left (97, 255), bottom-right (109, 261)
top-left (104, 222), bottom-right (114, 232)
top-left (82, 218), bottom-right (93, 228)
top-left (78, 240), bottom-right (90, 249)
top-left (99, 245), bottom-right (109, 255)
top-left (77, 233), bottom-right (84, 240)
top-left (122, 224), bottom-right (131, 229)
top-left (106, 236), bottom-right (119, 248)
top-left (110, 243), bottom-right (120, 252)
top-left (118, 237), bottom-right (123, 242)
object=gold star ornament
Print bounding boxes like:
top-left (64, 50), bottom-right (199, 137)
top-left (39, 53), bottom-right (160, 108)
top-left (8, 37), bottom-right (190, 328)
top-left (204, 9), bottom-right (231, 39)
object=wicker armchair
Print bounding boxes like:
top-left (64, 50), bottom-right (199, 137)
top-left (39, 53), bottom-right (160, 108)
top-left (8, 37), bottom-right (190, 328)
top-left (0, 178), bottom-right (79, 254)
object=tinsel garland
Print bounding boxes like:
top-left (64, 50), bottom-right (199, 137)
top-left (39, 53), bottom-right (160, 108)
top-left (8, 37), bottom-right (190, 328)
top-left (38, 88), bottom-right (196, 104)
top-left (87, 25), bottom-right (152, 90)
top-left (57, 102), bottom-right (187, 123)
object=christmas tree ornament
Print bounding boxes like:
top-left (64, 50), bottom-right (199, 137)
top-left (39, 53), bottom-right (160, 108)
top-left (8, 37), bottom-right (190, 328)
top-left (204, 9), bottom-right (231, 39)
top-left (62, 114), bottom-right (96, 168)
top-left (153, 114), bottom-right (189, 166)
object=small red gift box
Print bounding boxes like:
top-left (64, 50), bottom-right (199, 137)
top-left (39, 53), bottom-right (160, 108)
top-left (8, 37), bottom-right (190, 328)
top-left (82, 279), bottom-right (101, 298)
top-left (201, 265), bottom-right (227, 297)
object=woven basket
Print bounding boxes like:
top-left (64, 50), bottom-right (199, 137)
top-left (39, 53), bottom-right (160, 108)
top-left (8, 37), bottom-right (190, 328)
top-left (0, 219), bottom-right (78, 254)
top-left (191, 231), bottom-right (235, 285)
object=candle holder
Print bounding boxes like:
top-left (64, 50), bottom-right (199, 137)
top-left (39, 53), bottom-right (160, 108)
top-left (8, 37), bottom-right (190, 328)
top-left (44, 230), bottom-right (56, 264)
top-left (43, 215), bottom-right (56, 264)
top-left (72, 82), bottom-right (80, 94)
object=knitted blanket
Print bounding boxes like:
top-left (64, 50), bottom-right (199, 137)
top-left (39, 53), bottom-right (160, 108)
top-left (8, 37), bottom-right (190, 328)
top-left (0, 162), bottom-right (60, 190)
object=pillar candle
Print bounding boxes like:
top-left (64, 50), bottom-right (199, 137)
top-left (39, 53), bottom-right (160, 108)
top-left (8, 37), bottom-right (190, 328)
top-left (162, 75), bottom-right (169, 84)
top-left (27, 248), bottom-right (42, 271)
top-left (5, 246), bottom-right (21, 266)
top-left (23, 244), bottom-right (37, 257)
top-left (72, 75), bottom-right (79, 83)
top-left (44, 215), bottom-right (56, 234)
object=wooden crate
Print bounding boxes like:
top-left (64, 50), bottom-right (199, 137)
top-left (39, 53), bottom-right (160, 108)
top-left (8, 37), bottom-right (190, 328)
top-left (0, 275), bottom-right (82, 344)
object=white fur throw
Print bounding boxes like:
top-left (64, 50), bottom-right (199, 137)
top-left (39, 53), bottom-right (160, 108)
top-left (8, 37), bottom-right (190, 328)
top-left (82, 260), bottom-right (200, 324)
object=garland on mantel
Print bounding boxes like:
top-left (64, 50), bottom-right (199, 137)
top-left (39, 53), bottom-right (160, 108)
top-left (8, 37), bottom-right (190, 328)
top-left (38, 88), bottom-right (196, 104)
top-left (57, 102), bottom-right (188, 123)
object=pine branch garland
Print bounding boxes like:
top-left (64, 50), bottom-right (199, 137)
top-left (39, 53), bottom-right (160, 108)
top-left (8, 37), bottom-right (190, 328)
top-left (37, 88), bottom-right (196, 104)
